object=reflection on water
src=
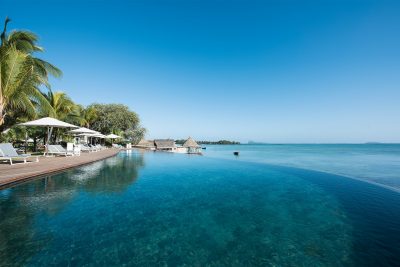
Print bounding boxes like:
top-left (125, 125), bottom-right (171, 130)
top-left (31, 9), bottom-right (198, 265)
top-left (0, 152), bottom-right (144, 266)
top-left (77, 151), bottom-right (144, 193)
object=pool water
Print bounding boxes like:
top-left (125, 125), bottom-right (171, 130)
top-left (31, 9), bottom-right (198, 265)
top-left (0, 150), bottom-right (399, 266)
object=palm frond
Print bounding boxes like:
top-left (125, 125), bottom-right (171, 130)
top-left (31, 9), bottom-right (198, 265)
top-left (0, 22), bottom-right (62, 127)
top-left (7, 31), bottom-right (42, 53)
top-left (34, 58), bottom-right (62, 78)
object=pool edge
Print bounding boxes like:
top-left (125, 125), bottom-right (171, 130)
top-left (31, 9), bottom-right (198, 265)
top-left (0, 149), bottom-right (121, 190)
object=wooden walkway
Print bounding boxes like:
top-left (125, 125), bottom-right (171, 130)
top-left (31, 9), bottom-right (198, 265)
top-left (0, 149), bottom-right (120, 189)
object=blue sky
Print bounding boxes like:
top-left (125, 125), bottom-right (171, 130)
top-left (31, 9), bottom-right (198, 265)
top-left (2, 0), bottom-right (400, 143)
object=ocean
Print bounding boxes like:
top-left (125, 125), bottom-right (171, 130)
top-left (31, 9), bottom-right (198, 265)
top-left (203, 144), bottom-right (400, 191)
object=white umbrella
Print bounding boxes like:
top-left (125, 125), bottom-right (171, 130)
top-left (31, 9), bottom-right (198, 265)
top-left (75, 132), bottom-right (94, 145)
top-left (19, 117), bottom-right (78, 153)
top-left (69, 127), bottom-right (98, 134)
top-left (19, 117), bottom-right (78, 128)
top-left (93, 133), bottom-right (106, 138)
top-left (90, 133), bottom-right (106, 145)
top-left (69, 128), bottom-right (98, 145)
top-left (106, 134), bottom-right (121, 145)
top-left (77, 133), bottom-right (93, 136)
top-left (106, 134), bottom-right (120, 139)
top-left (78, 132), bottom-right (105, 144)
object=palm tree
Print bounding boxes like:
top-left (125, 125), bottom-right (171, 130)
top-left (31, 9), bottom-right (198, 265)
top-left (39, 90), bottom-right (80, 143)
top-left (0, 17), bottom-right (62, 128)
top-left (78, 105), bottom-right (98, 128)
top-left (42, 90), bottom-right (80, 123)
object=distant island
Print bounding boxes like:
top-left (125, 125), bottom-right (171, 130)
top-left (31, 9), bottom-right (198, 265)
top-left (248, 141), bottom-right (267, 145)
top-left (175, 140), bottom-right (240, 145)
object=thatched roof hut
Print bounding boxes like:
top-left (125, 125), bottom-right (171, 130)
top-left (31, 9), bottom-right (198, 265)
top-left (136, 139), bottom-right (155, 149)
top-left (154, 139), bottom-right (175, 149)
top-left (183, 137), bottom-right (200, 148)
top-left (182, 137), bottom-right (202, 154)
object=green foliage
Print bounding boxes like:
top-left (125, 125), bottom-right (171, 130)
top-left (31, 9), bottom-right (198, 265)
top-left (78, 105), bottom-right (98, 128)
top-left (41, 90), bottom-right (81, 124)
top-left (175, 139), bottom-right (240, 145)
top-left (123, 126), bottom-right (147, 145)
top-left (0, 17), bottom-right (61, 129)
top-left (0, 18), bottom-right (146, 143)
top-left (0, 128), bottom-right (18, 143)
top-left (88, 103), bottom-right (140, 134)
top-left (0, 126), bottom-right (44, 152)
top-left (200, 140), bottom-right (240, 145)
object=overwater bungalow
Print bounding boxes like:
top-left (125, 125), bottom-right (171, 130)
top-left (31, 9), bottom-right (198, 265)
top-left (154, 139), bottom-right (176, 151)
top-left (136, 139), bottom-right (156, 150)
top-left (135, 138), bottom-right (202, 154)
top-left (182, 137), bottom-right (202, 154)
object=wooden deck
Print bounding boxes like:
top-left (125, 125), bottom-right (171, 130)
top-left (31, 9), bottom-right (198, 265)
top-left (0, 149), bottom-right (120, 189)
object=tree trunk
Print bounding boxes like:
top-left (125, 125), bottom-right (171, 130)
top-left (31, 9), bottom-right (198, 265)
top-left (0, 104), bottom-right (5, 126)
top-left (0, 62), bottom-right (4, 126)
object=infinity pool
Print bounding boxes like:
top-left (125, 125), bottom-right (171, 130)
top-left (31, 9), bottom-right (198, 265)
top-left (0, 151), bottom-right (399, 266)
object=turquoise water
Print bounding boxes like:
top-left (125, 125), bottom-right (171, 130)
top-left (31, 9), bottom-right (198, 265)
top-left (0, 150), bottom-right (399, 266)
top-left (204, 144), bottom-right (400, 191)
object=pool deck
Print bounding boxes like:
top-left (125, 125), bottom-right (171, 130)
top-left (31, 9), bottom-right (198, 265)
top-left (0, 148), bottom-right (120, 189)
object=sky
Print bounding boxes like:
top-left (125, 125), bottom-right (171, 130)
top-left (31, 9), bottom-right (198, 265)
top-left (2, 0), bottom-right (400, 143)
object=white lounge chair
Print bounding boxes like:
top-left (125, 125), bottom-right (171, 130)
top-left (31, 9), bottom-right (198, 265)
top-left (88, 144), bottom-right (99, 152)
top-left (95, 144), bottom-right (104, 150)
top-left (55, 145), bottom-right (74, 156)
top-left (90, 145), bottom-right (102, 151)
top-left (46, 145), bottom-right (72, 157)
top-left (80, 144), bottom-right (96, 153)
top-left (0, 143), bottom-right (39, 165)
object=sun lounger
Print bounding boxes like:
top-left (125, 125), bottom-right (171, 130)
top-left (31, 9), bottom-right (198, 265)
top-left (55, 145), bottom-right (74, 156)
top-left (80, 145), bottom-right (90, 152)
top-left (46, 145), bottom-right (72, 156)
top-left (81, 144), bottom-right (96, 153)
top-left (95, 144), bottom-right (103, 150)
top-left (88, 144), bottom-right (98, 152)
top-left (0, 143), bottom-right (39, 165)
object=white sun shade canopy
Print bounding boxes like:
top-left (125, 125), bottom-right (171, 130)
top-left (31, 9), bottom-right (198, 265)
top-left (77, 133), bottom-right (95, 137)
top-left (69, 127), bottom-right (98, 134)
top-left (93, 134), bottom-right (106, 138)
top-left (77, 132), bottom-right (105, 138)
top-left (19, 117), bottom-right (79, 128)
top-left (106, 134), bottom-right (121, 139)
